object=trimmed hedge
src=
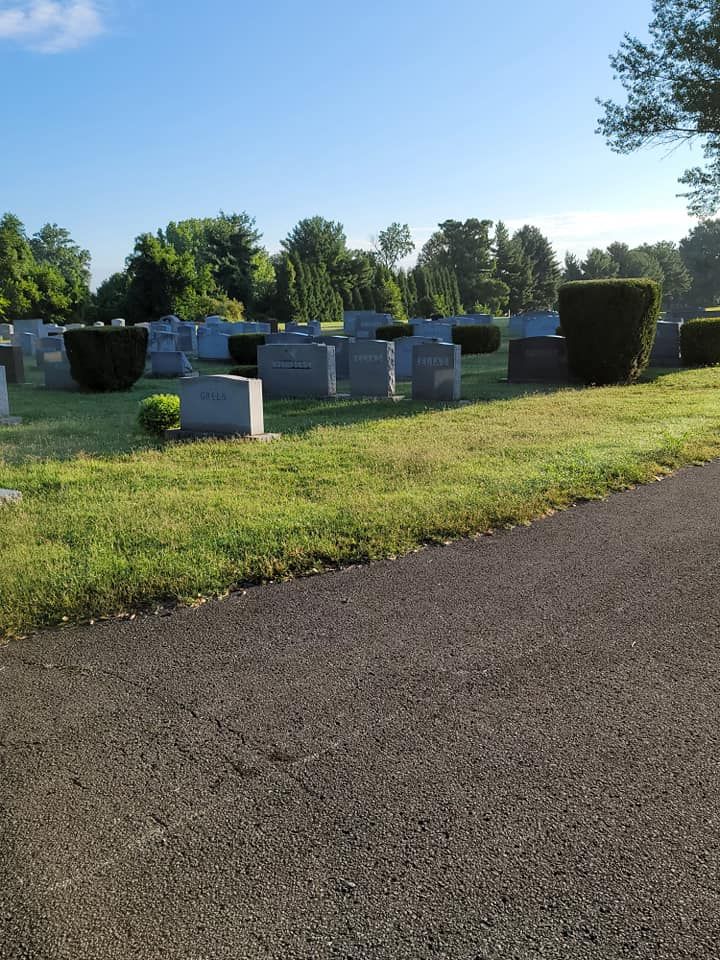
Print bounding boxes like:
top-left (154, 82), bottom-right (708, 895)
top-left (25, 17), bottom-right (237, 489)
top-left (228, 333), bottom-right (266, 365)
top-left (64, 326), bottom-right (148, 391)
top-left (558, 279), bottom-right (661, 385)
top-left (138, 394), bottom-right (180, 435)
top-left (681, 318), bottom-right (720, 366)
top-left (452, 324), bottom-right (501, 355)
top-left (375, 324), bottom-right (413, 341)
top-left (229, 365), bottom-right (259, 379)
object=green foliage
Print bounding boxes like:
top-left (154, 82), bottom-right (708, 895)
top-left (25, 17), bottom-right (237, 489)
top-left (559, 279), bottom-right (662, 385)
top-left (163, 212), bottom-right (262, 306)
top-left (0, 213), bottom-right (92, 324)
top-left (419, 218), bottom-right (494, 309)
top-left (495, 221), bottom-right (533, 314)
top-left (582, 248), bottom-right (619, 280)
top-left (681, 318), bottom-right (720, 366)
top-left (377, 276), bottom-right (408, 323)
top-left (597, 0), bottom-right (720, 216)
top-left (374, 222), bottom-right (415, 270)
top-left (514, 225), bottom-right (561, 309)
top-left (138, 394), bottom-right (180, 435)
top-left (375, 324), bottom-right (413, 341)
top-left (680, 220), bottom-right (720, 305)
top-left (562, 253), bottom-right (584, 283)
top-left (228, 333), bottom-right (266, 365)
top-left (30, 223), bottom-right (91, 322)
top-left (65, 326), bottom-right (148, 391)
top-left (452, 324), bottom-right (501, 355)
top-left (88, 272), bottom-right (131, 324)
top-left (229, 365), bottom-right (259, 378)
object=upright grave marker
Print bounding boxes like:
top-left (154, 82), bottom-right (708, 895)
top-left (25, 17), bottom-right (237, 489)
top-left (258, 343), bottom-right (337, 398)
top-left (166, 375), bottom-right (277, 441)
top-left (348, 340), bottom-right (396, 397)
top-left (0, 345), bottom-right (25, 384)
top-left (0, 368), bottom-right (22, 425)
top-left (411, 342), bottom-right (462, 401)
top-left (507, 336), bottom-right (573, 383)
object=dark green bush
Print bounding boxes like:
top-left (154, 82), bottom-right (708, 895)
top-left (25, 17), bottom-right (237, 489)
top-left (681, 318), bottom-right (720, 366)
top-left (64, 326), bottom-right (148, 391)
top-left (558, 279), bottom-right (661, 385)
top-left (229, 365), bottom-right (259, 379)
top-left (452, 324), bottom-right (501, 355)
top-left (375, 324), bottom-right (412, 341)
top-left (138, 394), bottom-right (180, 435)
top-left (228, 333), bottom-right (266, 365)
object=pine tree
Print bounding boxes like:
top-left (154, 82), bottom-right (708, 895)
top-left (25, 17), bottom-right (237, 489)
top-left (513, 225), bottom-right (561, 309)
top-left (495, 222), bottom-right (534, 313)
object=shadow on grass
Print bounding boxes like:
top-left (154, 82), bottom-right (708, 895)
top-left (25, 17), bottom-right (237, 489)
top-left (3, 346), bottom-right (686, 465)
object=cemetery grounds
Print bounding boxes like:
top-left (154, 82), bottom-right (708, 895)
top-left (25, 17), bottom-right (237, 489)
top-left (3, 319), bottom-right (720, 640)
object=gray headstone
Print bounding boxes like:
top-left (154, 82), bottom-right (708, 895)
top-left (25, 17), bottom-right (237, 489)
top-left (348, 340), bottom-right (396, 397)
top-left (507, 336), bottom-right (572, 383)
top-left (35, 336), bottom-right (65, 368)
top-left (0, 345), bottom-right (25, 384)
top-left (151, 351), bottom-right (194, 378)
top-left (197, 329), bottom-right (231, 360)
top-left (411, 343), bottom-right (462, 401)
top-left (44, 357), bottom-right (78, 391)
top-left (395, 336), bottom-right (443, 380)
top-left (411, 321), bottom-right (454, 342)
top-left (110, 318), bottom-right (126, 327)
top-left (176, 325), bottom-right (197, 354)
top-left (0, 366), bottom-right (8, 418)
top-left (316, 335), bottom-right (351, 379)
top-left (264, 332), bottom-right (312, 345)
top-left (20, 332), bottom-right (37, 357)
top-left (650, 321), bottom-right (682, 367)
top-left (179, 375), bottom-right (265, 436)
top-left (0, 323), bottom-right (13, 339)
top-left (0, 367), bottom-right (21, 424)
top-left (258, 343), bottom-right (336, 398)
top-left (509, 312), bottom-right (560, 338)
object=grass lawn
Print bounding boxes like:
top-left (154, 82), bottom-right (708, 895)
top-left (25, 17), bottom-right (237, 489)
top-left (2, 325), bottom-right (720, 639)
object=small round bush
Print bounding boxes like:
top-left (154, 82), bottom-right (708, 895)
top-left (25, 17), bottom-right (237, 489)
top-left (452, 324), bottom-right (501, 355)
top-left (138, 394), bottom-right (180, 435)
top-left (681, 318), bottom-right (720, 366)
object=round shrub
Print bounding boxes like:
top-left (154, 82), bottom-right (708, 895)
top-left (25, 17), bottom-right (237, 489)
top-left (138, 394), bottom-right (180, 435)
top-left (558, 279), bottom-right (661, 385)
top-left (375, 324), bottom-right (412, 341)
top-left (64, 326), bottom-right (148, 392)
top-left (228, 333), bottom-right (266, 365)
top-left (681, 318), bottom-right (720, 366)
top-left (452, 324), bottom-right (501, 355)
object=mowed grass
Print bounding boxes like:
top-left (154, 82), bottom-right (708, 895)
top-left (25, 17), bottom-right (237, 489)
top-left (2, 327), bottom-right (720, 639)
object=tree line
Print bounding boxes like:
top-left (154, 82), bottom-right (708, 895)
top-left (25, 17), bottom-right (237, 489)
top-left (3, 209), bottom-right (720, 325)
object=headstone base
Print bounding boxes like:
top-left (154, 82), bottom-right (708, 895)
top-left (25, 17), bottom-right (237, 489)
top-left (164, 429), bottom-right (280, 443)
top-left (0, 417), bottom-right (22, 426)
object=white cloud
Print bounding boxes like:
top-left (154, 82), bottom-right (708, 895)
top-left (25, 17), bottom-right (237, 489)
top-left (504, 208), bottom-right (697, 259)
top-left (0, 1), bottom-right (104, 52)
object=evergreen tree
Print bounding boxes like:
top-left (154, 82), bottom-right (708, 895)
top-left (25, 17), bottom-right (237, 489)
top-left (494, 221), bottom-right (533, 314)
top-left (562, 252), bottom-right (584, 282)
top-left (513, 225), bottom-right (561, 309)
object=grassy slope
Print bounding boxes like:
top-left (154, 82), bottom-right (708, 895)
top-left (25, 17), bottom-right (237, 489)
top-left (2, 329), bottom-right (720, 638)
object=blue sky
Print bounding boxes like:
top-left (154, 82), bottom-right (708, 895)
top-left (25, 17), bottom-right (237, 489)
top-left (0, 0), bottom-right (701, 285)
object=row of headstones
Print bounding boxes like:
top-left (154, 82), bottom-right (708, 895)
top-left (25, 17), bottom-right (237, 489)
top-left (342, 311), bottom-right (495, 340)
top-left (507, 321), bottom-right (684, 383)
top-left (256, 340), bottom-right (461, 401)
top-left (169, 340), bottom-right (462, 442)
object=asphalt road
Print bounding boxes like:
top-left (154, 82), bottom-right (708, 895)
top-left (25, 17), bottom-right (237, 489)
top-left (2, 464), bottom-right (720, 959)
